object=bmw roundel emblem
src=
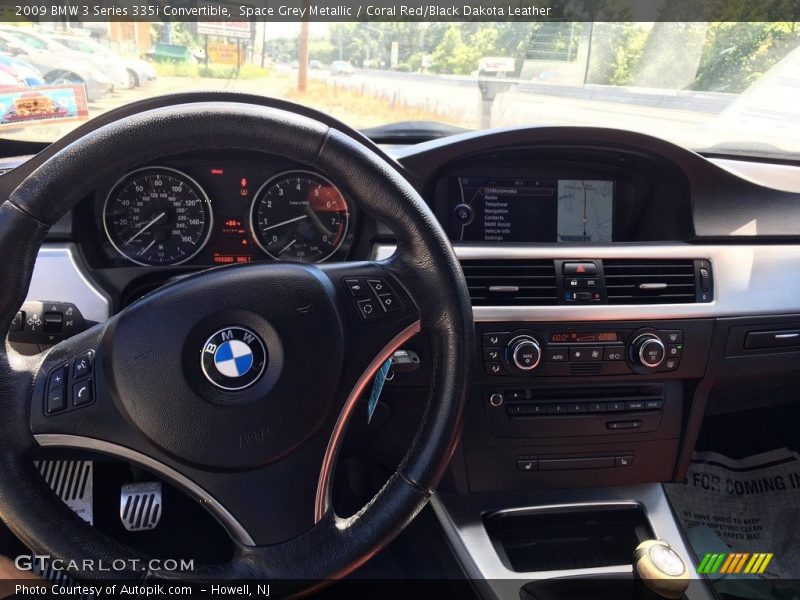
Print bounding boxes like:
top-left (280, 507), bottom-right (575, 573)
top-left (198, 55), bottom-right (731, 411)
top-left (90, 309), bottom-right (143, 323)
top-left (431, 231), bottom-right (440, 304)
top-left (201, 326), bottom-right (267, 390)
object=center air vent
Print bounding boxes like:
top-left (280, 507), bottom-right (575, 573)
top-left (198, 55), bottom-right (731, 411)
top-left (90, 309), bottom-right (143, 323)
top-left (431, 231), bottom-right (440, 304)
top-left (460, 260), bottom-right (557, 306)
top-left (603, 259), bottom-right (700, 304)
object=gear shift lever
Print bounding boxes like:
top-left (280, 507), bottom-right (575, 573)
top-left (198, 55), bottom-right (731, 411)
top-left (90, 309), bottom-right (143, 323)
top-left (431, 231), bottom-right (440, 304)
top-left (633, 540), bottom-right (691, 599)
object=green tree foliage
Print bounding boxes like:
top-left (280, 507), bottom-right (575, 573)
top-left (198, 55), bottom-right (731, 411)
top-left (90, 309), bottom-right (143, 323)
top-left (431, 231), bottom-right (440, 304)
top-left (693, 22), bottom-right (800, 92)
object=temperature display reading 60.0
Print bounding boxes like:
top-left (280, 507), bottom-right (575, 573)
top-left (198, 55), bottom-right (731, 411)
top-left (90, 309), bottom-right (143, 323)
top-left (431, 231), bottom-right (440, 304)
top-left (549, 332), bottom-right (619, 343)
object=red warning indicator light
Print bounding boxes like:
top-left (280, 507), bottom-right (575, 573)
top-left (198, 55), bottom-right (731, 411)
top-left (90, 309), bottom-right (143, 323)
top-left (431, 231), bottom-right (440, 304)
top-left (211, 168), bottom-right (224, 175)
top-left (576, 264), bottom-right (586, 273)
top-left (240, 178), bottom-right (248, 188)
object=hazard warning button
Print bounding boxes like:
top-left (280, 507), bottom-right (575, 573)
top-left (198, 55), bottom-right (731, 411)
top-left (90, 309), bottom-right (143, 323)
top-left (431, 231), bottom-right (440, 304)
top-left (563, 262), bottom-right (598, 276)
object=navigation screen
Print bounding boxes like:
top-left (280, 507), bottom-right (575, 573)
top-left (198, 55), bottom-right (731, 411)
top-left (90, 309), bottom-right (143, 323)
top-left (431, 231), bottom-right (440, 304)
top-left (450, 177), bottom-right (613, 243)
top-left (557, 180), bottom-right (614, 242)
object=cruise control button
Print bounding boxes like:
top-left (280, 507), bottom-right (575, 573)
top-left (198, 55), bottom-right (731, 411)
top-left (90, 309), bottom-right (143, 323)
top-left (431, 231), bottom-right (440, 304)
top-left (43, 312), bottom-right (63, 334)
top-left (11, 311), bottom-right (24, 332)
top-left (563, 262), bottom-right (597, 276)
top-left (356, 298), bottom-right (379, 321)
top-left (73, 379), bottom-right (93, 407)
top-left (343, 278), bottom-right (368, 298)
top-left (46, 385), bottom-right (66, 414)
top-left (73, 352), bottom-right (93, 380)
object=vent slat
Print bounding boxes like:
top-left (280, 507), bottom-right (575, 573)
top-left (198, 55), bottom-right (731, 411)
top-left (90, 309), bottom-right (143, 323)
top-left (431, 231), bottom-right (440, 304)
top-left (604, 259), bottom-right (697, 305)
top-left (460, 259), bottom-right (558, 306)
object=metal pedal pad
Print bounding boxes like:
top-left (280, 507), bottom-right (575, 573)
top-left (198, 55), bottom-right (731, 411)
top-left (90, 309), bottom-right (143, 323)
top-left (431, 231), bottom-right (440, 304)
top-left (35, 460), bottom-right (93, 525)
top-left (120, 481), bottom-right (162, 531)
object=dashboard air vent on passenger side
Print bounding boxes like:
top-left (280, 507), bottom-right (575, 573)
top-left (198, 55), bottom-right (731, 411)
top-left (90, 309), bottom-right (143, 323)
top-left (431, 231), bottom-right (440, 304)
top-left (603, 259), bottom-right (699, 304)
top-left (460, 260), bottom-right (557, 306)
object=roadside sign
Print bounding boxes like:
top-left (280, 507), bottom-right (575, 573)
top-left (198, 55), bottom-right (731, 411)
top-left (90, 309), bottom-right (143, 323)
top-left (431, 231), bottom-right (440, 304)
top-left (208, 42), bottom-right (239, 65)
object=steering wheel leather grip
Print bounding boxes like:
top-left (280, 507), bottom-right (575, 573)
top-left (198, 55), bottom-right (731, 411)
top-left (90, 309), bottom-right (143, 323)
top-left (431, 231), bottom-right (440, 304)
top-left (0, 102), bottom-right (473, 590)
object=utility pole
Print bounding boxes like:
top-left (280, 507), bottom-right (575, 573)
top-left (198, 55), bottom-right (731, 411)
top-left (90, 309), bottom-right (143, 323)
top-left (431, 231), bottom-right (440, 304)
top-left (298, 18), bottom-right (309, 92)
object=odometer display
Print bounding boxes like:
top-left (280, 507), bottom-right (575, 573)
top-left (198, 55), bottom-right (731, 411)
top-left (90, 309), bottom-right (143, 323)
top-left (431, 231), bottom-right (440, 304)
top-left (103, 167), bottom-right (213, 266)
top-left (250, 171), bottom-right (350, 263)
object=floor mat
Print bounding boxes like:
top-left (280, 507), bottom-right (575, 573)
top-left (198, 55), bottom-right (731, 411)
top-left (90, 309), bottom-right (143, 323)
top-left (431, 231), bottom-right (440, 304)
top-left (665, 448), bottom-right (800, 599)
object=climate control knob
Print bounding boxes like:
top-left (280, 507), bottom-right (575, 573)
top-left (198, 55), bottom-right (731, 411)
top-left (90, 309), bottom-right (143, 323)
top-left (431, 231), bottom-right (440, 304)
top-left (507, 336), bottom-right (542, 371)
top-left (630, 333), bottom-right (666, 369)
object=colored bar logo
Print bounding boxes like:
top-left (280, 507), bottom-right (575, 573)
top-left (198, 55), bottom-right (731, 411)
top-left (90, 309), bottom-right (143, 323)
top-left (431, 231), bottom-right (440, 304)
top-left (697, 552), bottom-right (773, 574)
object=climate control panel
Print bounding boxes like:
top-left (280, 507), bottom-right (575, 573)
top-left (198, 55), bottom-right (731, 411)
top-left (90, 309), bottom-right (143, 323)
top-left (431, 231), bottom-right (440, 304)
top-left (481, 324), bottom-right (692, 378)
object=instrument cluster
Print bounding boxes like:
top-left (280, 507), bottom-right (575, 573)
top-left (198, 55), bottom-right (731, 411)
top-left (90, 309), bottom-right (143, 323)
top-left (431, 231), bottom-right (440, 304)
top-left (96, 157), bottom-right (355, 267)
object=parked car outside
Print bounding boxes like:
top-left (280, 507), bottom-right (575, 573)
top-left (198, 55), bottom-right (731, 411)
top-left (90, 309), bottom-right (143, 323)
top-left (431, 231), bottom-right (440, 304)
top-left (49, 34), bottom-right (156, 88)
top-left (0, 27), bottom-right (129, 91)
top-left (0, 33), bottom-right (111, 101)
top-left (0, 54), bottom-right (44, 87)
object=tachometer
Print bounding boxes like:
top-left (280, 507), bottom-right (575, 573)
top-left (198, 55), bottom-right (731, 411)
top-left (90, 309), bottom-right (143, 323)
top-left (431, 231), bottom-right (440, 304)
top-left (103, 167), bottom-right (213, 266)
top-left (249, 171), bottom-right (350, 263)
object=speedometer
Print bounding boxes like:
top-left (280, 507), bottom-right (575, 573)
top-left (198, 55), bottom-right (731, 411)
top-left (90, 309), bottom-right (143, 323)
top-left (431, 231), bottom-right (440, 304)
top-left (249, 171), bottom-right (350, 263)
top-left (103, 167), bottom-right (213, 266)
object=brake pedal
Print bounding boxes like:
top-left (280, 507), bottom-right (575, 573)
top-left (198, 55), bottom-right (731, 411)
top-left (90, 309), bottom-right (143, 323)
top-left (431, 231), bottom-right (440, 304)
top-left (35, 460), bottom-right (93, 524)
top-left (120, 482), bottom-right (162, 531)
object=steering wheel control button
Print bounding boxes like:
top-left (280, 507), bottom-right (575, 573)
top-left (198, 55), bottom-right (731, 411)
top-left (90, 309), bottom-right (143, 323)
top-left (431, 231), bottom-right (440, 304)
top-left (43, 311), bottom-right (63, 334)
top-left (9, 301), bottom-right (87, 345)
top-left (201, 326), bottom-right (267, 391)
top-left (563, 262), bottom-right (598, 276)
top-left (344, 276), bottom-right (403, 322)
top-left (343, 278), bottom-right (368, 298)
top-left (46, 384), bottom-right (67, 414)
top-left (377, 292), bottom-right (401, 314)
top-left (11, 311), bottom-right (23, 332)
top-left (367, 279), bottom-right (388, 295)
top-left (356, 298), bottom-right (380, 321)
top-left (73, 379), bottom-right (94, 407)
top-left (73, 351), bottom-right (93, 380)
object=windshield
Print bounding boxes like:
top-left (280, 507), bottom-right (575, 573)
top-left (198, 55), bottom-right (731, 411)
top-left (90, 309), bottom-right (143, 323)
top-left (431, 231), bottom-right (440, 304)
top-left (0, 20), bottom-right (798, 159)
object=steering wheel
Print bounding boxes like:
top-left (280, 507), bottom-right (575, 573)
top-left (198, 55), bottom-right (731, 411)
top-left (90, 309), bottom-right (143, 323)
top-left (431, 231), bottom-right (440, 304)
top-left (0, 103), bottom-right (473, 590)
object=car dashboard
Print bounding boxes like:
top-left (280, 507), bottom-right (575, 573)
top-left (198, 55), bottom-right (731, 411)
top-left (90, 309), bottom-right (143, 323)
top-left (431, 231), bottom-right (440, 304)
top-left (4, 95), bottom-right (800, 595)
